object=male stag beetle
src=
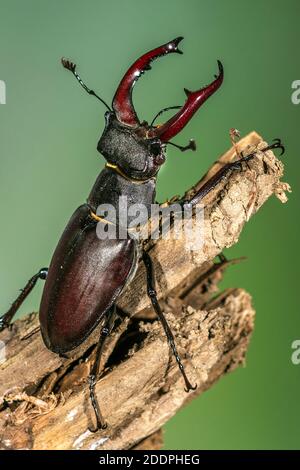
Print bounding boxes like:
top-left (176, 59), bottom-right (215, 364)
top-left (0, 37), bottom-right (284, 431)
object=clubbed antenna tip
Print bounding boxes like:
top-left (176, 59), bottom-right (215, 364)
top-left (61, 58), bottom-right (76, 73)
top-left (60, 57), bottom-right (111, 111)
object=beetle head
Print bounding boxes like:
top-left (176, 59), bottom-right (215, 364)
top-left (97, 111), bottom-right (165, 180)
top-left (63, 37), bottom-right (223, 181)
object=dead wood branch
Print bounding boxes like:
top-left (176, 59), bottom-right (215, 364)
top-left (0, 131), bottom-right (290, 450)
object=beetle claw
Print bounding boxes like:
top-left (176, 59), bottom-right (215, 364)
top-left (184, 382), bottom-right (197, 393)
top-left (88, 427), bottom-right (96, 433)
top-left (263, 138), bottom-right (285, 156)
top-left (88, 421), bottom-right (107, 434)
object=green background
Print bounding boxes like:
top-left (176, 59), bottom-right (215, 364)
top-left (0, 0), bottom-right (299, 449)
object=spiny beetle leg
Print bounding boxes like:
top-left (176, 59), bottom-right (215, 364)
top-left (0, 268), bottom-right (48, 331)
top-left (262, 138), bottom-right (285, 156)
top-left (182, 138), bottom-right (285, 207)
top-left (88, 304), bottom-right (117, 432)
top-left (88, 374), bottom-right (107, 432)
top-left (142, 250), bottom-right (197, 393)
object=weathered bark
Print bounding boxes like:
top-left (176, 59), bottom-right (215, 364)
top-left (0, 132), bottom-right (290, 450)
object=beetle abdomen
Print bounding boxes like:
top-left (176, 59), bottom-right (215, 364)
top-left (39, 204), bottom-right (136, 353)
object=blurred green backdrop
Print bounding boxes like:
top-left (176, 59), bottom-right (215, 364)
top-left (0, 0), bottom-right (299, 450)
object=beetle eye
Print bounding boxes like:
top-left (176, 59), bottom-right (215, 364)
top-left (150, 142), bottom-right (161, 156)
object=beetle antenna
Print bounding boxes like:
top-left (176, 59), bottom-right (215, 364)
top-left (150, 105), bottom-right (181, 127)
top-left (61, 58), bottom-right (112, 112)
top-left (167, 139), bottom-right (196, 152)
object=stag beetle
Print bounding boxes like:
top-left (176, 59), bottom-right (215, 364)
top-left (0, 37), bottom-right (284, 431)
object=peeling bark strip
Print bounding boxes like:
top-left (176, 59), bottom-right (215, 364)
top-left (0, 132), bottom-right (290, 450)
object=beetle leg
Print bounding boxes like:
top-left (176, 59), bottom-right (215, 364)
top-left (88, 304), bottom-right (117, 432)
top-left (179, 139), bottom-right (285, 207)
top-left (263, 138), bottom-right (285, 156)
top-left (0, 268), bottom-right (48, 331)
top-left (142, 250), bottom-right (197, 392)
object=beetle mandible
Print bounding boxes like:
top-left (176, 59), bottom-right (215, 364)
top-left (0, 37), bottom-right (284, 431)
